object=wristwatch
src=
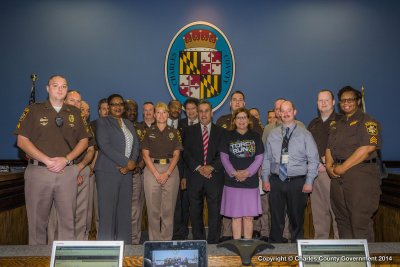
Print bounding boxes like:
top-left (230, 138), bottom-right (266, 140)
top-left (65, 157), bottom-right (72, 166)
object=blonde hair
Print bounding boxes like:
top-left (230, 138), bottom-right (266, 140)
top-left (154, 102), bottom-right (169, 113)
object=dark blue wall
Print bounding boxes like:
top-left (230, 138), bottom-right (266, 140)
top-left (1, 0), bottom-right (399, 160)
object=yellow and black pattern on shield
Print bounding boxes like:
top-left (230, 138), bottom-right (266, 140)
top-left (200, 75), bottom-right (220, 99)
top-left (179, 51), bottom-right (201, 75)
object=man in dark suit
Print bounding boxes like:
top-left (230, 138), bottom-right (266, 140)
top-left (173, 98), bottom-right (199, 240)
top-left (183, 100), bottom-right (224, 244)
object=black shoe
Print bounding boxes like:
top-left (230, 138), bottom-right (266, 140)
top-left (219, 236), bottom-right (233, 243)
top-left (252, 230), bottom-right (261, 239)
top-left (259, 236), bottom-right (269, 242)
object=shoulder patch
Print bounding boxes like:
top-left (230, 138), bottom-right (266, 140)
top-left (365, 122), bottom-right (378, 135)
top-left (19, 107), bottom-right (30, 122)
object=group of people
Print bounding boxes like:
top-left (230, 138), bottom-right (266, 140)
top-left (15, 74), bottom-right (382, 246)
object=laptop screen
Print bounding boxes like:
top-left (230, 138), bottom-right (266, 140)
top-left (297, 239), bottom-right (371, 267)
top-left (50, 241), bottom-right (124, 267)
top-left (143, 240), bottom-right (207, 267)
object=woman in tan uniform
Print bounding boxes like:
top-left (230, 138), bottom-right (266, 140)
top-left (141, 102), bottom-right (182, 240)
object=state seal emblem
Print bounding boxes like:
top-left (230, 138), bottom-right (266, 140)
top-left (165, 21), bottom-right (235, 111)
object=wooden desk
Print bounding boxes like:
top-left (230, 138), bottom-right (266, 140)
top-left (0, 172), bottom-right (28, 244)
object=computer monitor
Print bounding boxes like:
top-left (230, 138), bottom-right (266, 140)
top-left (297, 239), bottom-right (371, 267)
top-left (143, 240), bottom-right (207, 267)
top-left (50, 240), bottom-right (124, 267)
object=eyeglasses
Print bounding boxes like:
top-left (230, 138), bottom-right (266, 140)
top-left (235, 116), bottom-right (248, 120)
top-left (109, 102), bottom-right (124, 107)
top-left (340, 98), bottom-right (356, 104)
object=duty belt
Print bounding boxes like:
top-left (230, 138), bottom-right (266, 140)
top-left (153, 158), bottom-right (170, 164)
top-left (29, 159), bottom-right (74, 167)
top-left (335, 158), bottom-right (377, 164)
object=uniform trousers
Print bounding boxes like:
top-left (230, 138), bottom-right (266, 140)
top-left (96, 170), bottom-right (132, 244)
top-left (47, 166), bottom-right (94, 243)
top-left (269, 175), bottom-right (307, 243)
top-left (93, 179), bottom-right (99, 238)
top-left (131, 171), bottom-right (144, 244)
top-left (25, 164), bottom-right (78, 245)
top-left (310, 170), bottom-right (338, 239)
top-left (144, 164), bottom-right (179, 241)
top-left (221, 217), bottom-right (232, 237)
top-left (330, 164), bottom-right (381, 242)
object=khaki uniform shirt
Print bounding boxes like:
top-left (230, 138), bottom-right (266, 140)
top-left (15, 101), bottom-right (89, 157)
top-left (141, 125), bottom-right (183, 159)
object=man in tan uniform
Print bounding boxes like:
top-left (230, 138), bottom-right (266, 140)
top-left (15, 75), bottom-right (88, 245)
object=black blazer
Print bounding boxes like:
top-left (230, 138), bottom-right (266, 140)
top-left (183, 123), bottom-right (224, 175)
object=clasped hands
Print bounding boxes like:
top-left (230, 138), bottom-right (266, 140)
top-left (119, 160), bottom-right (136, 175)
top-left (198, 165), bottom-right (214, 179)
top-left (326, 163), bottom-right (345, 178)
top-left (232, 169), bottom-right (249, 182)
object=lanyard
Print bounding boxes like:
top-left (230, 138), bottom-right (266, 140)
top-left (281, 124), bottom-right (297, 153)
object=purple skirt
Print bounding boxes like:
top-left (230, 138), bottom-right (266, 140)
top-left (220, 186), bottom-right (262, 218)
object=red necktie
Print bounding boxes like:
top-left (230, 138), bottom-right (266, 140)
top-left (202, 125), bottom-right (209, 165)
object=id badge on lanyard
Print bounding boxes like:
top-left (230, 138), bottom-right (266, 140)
top-left (281, 153), bottom-right (289, 164)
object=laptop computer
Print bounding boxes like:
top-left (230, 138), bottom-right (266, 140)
top-left (143, 240), bottom-right (207, 267)
top-left (50, 240), bottom-right (124, 267)
top-left (297, 239), bottom-right (371, 267)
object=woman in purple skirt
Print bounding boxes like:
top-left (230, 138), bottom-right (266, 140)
top-left (219, 108), bottom-right (264, 239)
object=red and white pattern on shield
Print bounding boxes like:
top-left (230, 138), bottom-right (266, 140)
top-left (179, 29), bottom-right (221, 100)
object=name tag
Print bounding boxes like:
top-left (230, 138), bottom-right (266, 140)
top-left (281, 153), bottom-right (289, 164)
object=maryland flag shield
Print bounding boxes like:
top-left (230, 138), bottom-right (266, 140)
top-left (165, 21), bottom-right (235, 111)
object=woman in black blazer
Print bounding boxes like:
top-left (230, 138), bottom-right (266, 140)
top-left (94, 94), bottom-right (139, 243)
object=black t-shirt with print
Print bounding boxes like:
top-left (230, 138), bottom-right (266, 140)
top-left (219, 129), bottom-right (264, 188)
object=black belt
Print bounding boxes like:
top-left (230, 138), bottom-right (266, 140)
top-left (29, 159), bottom-right (74, 167)
top-left (335, 158), bottom-right (377, 164)
top-left (29, 159), bottom-right (46, 167)
top-left (153, 158), bottom-right (170, 164)
top-left (272, 173), bottom-right (305, 181)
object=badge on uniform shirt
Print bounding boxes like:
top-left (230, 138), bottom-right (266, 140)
top-left (365, 122), bottom-right (378, 135)
top-left (169, 132), bottom-right (175, 140)
top-left (222, 124), bottom-right (227, 128)
top-left (370, 136), bottom-right (378, 144)
top-left (137, 129), bottom-right (142, 138)
top-left (19, 107), bottom-right (30, 122)
top-left (329, 120), bottom-right (336, 130)
top-left (349, 120), bottom-right (358, 126)
top-left (40, 117), bottom-right (48, 126)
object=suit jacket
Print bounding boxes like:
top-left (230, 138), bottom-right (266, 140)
top-left (94, 116), bottom-right (139, 174)
top-left (183, 123), bottom-right (224, 178)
